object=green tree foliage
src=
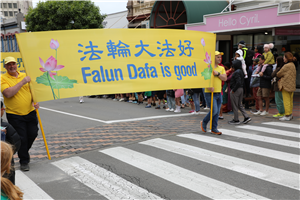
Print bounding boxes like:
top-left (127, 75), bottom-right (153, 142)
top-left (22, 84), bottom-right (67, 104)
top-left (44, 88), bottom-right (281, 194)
top-left (25, 0), bottom-right (106, 31)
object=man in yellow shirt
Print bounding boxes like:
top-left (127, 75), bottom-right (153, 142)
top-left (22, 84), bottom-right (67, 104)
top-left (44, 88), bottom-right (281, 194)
top-left (1, 57), bottom-right (39, 171)
top-left (201, 51), bottom-right (227, 135)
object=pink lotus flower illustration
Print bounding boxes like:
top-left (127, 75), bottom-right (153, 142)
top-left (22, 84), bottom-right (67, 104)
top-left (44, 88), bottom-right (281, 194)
top-left (200, 38), bottom-right (213, 82)
top-left (204, 52), bottom-right (211, 68)
top-left (50, 39), bottom-right (59, 50)
top-left (36, 39), bottom-right (77, 100)
top-left (39, 56), bottom-right (64, 80)
top-left (201, 38), bottom-right (205, 47)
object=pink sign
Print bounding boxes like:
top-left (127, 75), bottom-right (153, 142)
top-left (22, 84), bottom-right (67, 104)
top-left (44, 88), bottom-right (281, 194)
top-left (188, 7), bottom-right (300, 32)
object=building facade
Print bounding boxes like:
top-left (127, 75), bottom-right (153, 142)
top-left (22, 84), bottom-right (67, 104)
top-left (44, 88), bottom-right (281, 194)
top-left (1, 0), bottom-right (32, 19)
top-left (103, 10), bottom-right (129, 29)
top-left (126, 0), bottom-right (155, 28)
top-left (186, 0), bottom-right (300, 87)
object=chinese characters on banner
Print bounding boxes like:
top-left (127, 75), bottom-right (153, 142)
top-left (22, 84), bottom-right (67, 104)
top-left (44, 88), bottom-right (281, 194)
top-left (16, 29), bottom-right (216, 102)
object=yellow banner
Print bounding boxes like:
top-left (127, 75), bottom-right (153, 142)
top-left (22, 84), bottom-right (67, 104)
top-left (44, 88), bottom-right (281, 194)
top-left (16, 29), bottom-right (216, 102)
top-left (1, 52), bottom-right (26, 75)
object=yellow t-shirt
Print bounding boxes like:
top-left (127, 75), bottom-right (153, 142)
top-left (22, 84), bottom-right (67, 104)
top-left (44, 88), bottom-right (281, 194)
top-left (1, 71), bottom-right (34, 115)
top-left (205, 65), bottom-right (225, 93)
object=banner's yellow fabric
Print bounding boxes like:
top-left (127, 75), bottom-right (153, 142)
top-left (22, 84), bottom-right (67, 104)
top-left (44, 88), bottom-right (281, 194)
top-left (1, 52), bottom-right (26, 74)
top-left (16, 29), bottom-right (216, 102)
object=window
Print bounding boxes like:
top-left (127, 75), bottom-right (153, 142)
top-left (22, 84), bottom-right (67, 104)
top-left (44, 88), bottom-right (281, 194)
top-left (3, 3), bottom-right (7, 8)
top-left (1, 3), bottom-right (2, 8)
top-left (13, 3), bottom-right (17, 8)
top-left (4, 11), bottom-right (8, 16)
top-left (9, 11), bottom-right (13, 16)
top-left (8, 3), bottom-right (12, 8)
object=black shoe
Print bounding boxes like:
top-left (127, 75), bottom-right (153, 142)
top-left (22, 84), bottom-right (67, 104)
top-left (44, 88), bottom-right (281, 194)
top-left (243, 117), bottom-right (252, 124)
top-left (155, 106), bottom-right (161, 109)
top-left (228, 120), bottom-right (240, 125)
top-left (20, 163), bottom-right (30, 171)
top-left (163, 105), bottom-right (166, 109)
top-left (153, 103), bottom-right (156, 106)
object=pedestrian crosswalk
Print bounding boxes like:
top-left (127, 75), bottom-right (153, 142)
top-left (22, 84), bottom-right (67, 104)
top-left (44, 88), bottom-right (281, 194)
top-left (16, 122), bottom-right (300, 199)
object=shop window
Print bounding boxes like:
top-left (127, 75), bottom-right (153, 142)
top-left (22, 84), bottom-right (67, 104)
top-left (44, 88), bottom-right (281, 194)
top-left (254, 33), bottom-right (274, 48)
top-left (8, 3), bottom-right (12, 8)
top-left (13, 3), bottom-right (17, 8)
top-left (4, 11), bottom-right (8, 16)
top-left (9, 11), bottom-right (13, 16)
top-left (3, 3), bottom-right (7, 8)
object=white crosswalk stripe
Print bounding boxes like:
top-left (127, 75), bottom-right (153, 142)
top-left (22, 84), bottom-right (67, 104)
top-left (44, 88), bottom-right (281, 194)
top-left (140, 138), bottom-right (299, 190)
top-left (52, 156), bottom-right (163, 200)
top-left (16, 123), bottom-right (299, 199)
top-left (219, 129), bottom-right (299, 148)
top-left (237, 125), bottom-right (300, 138)
top-left (262, 122), bottom-right (300, 130)
top-left (178, 133), bottom-right (299, 163)
top-left (16, 170), bottom-right (53, 200)
top-left (100, 147), bottom-right (271, 200)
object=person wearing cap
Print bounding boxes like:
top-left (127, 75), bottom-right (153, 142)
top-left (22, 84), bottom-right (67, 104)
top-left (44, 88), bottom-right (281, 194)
top-left (201, 51), bottom-right (227, 135)
top-left (238, 40), bottom-right (248, 59)
top-left (1, 56), bottom-right (39, 172)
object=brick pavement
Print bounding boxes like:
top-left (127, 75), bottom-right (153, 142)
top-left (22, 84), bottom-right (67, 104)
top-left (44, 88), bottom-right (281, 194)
top-left (14, 93), bottom-right (300, 165)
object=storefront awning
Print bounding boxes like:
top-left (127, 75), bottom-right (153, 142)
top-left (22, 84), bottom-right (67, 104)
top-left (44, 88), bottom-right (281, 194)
top-left (150, 0), bottom-right (228, 28)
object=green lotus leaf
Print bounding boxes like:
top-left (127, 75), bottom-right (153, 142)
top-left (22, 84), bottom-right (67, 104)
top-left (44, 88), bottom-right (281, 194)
top-left (201, 67), bottom-right (213, 80)
top-left (36, 73), bottom-right (77, 89)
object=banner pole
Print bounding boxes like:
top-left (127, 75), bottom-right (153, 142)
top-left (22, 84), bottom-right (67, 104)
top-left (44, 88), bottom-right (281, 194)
top-left (209, 71), bottom-right (214, 130)
top-left (35, 107), bottom-right (51, 160)
top-left (210, 91), bottom-right (214, 130)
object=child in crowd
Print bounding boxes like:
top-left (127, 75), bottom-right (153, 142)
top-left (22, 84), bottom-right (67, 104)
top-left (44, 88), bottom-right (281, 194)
top-left (254, 43), bottom-right (275, 76)
top-left (253, 46), bottom-right (262, 59)
top-left (174, 89), bottom-right (184, 113)
top-left (144, 91), bottom-right (152, 108)
top-left (235, 49), bottom-right (248, 78)
top-left (188, 90), bottom-right (195, 113)
top-left (1, 141), bottom-right (23, 200)
top-left (155, 91), bottom-right (165, 109)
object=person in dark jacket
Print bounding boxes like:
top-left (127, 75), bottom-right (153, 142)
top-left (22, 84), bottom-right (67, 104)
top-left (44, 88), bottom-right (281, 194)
top-left (228, 60), bottom-right (251, 125)
top-left (1, 101), bottom-right (21, 185)
top-left (253, 55), bottom-right (273, 116)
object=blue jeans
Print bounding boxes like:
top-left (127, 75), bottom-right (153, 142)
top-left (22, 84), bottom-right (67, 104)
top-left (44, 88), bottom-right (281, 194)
top-left (167, 96), bottom-right (175, 109)
top-left (202, 93), bottom-right (222, 131)
top-left (192, 93), bottom-right (200, 112)
top-left (180, 90), bottom-right (189, 104)
top-left (200, 88), bottom-right (207, 107)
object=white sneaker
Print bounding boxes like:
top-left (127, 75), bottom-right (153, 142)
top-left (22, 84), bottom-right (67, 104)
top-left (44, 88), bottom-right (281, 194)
top-left (79, 99), bottom-right (84, 103)
top-left (119, 98), bottom-right (124, 102)
top-left (165, 108), bottom-right (170, 111)
top-left (260, 111), bottom-right (269, 116)
top-left (253, 110), bottom-right (262, 115)
top-left (174, 109), bottom-right (181, 113)
top-left (195, 111), bottom-right (201, 115)
top-left (204, 107), bottom-right (210, 110)
top-left (279, 115), bottom-right (293, 121)
top-left (191, 111), bottom-right (196, 114)
top-left (170, 108), bottom-right (174, 112)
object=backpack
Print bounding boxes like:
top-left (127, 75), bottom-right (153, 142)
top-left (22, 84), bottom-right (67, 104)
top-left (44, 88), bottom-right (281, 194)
top-left (242, 48), bottom-right (255, 68)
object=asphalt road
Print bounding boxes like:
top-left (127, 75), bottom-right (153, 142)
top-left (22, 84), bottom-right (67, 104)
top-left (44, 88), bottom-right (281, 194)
top-left (3, 96), bottom-right (300, 199)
